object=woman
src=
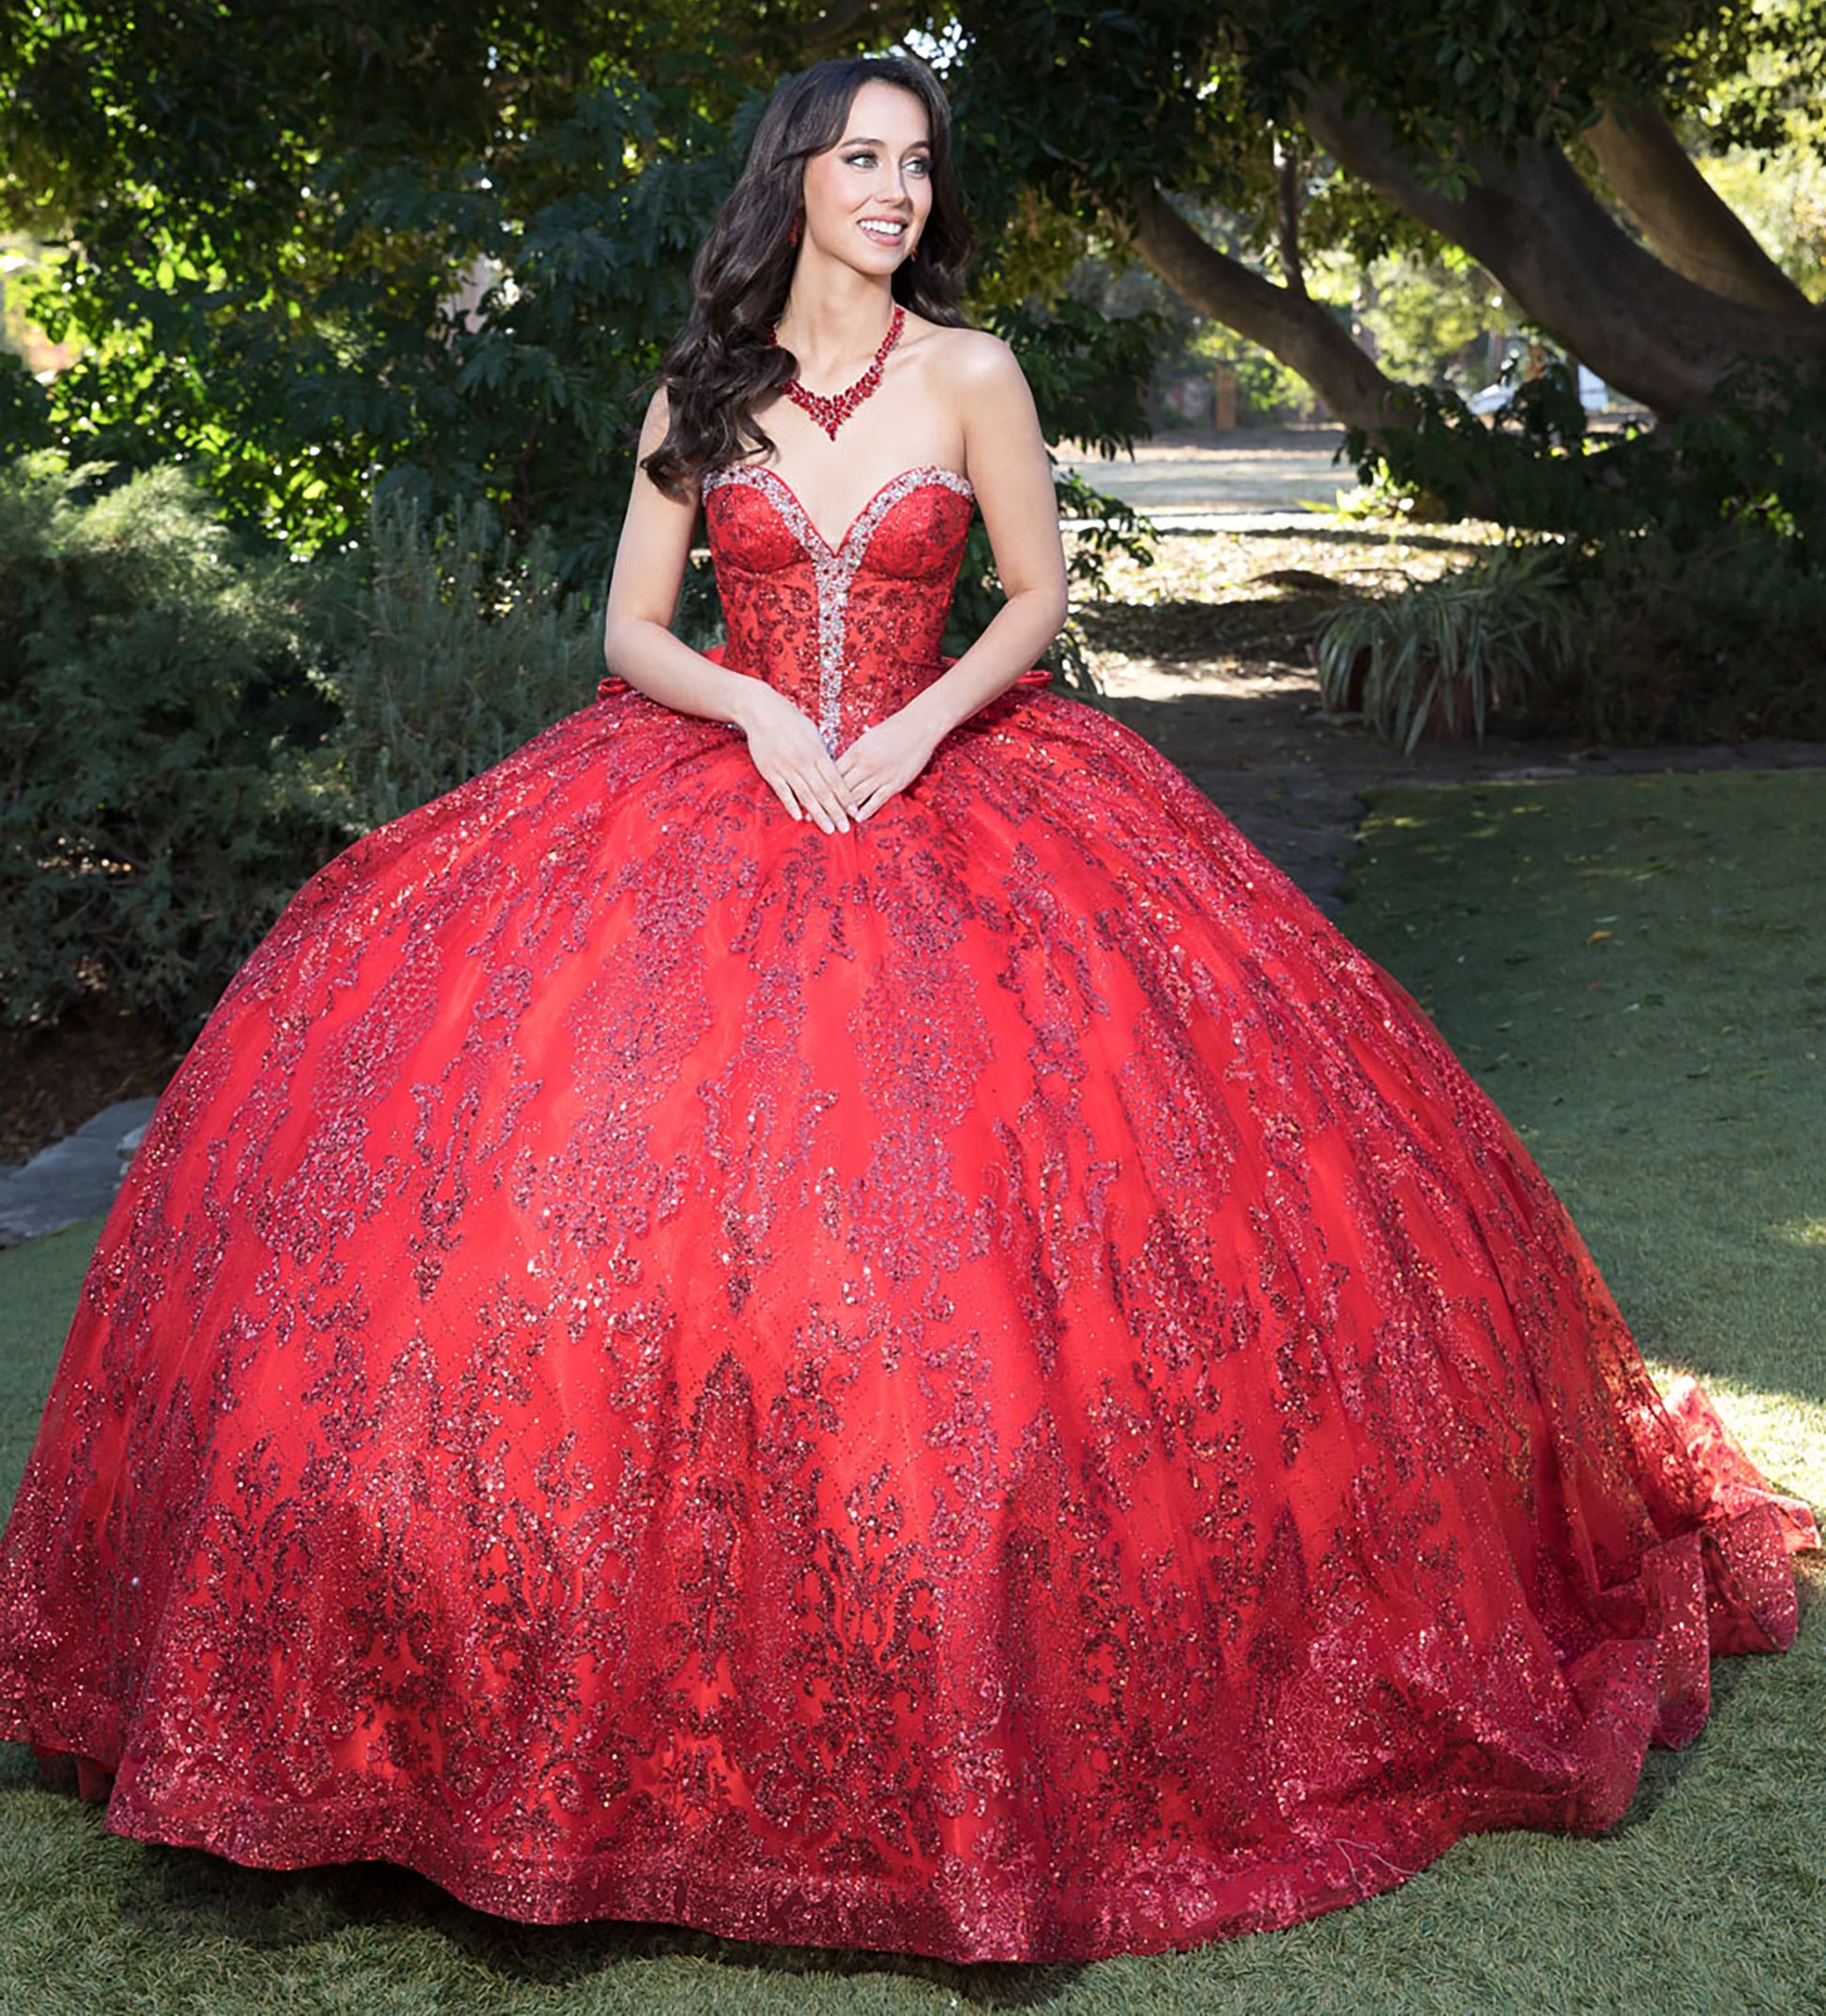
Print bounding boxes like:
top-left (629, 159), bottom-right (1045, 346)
top-left (0, 52), bottom-right (1813, 1965)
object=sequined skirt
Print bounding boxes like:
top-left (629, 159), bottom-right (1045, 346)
top-left (0, 679), bottom-right (1813, 1960)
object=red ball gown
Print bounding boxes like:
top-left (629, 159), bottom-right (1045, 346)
top-left (0, 462), bottom-right (1815, 1963)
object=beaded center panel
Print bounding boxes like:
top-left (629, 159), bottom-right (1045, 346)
top-left (703, 462), bottom-right (976, 751)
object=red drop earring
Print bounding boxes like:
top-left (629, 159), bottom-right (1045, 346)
top-left (787, 214), bottom-right (801, 248)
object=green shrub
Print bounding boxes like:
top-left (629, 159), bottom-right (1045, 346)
top-left (0, 453), bottom-right (338, 1036)
top-left (284, 492), bottom-right (608, 838)
top-left (1, 460), bottom-right (631, 1041)
top-left (1316, 543), bottom-right (1581, 751)
top-left (1545, 530), bottom-right (1826, 743)
top-left (1341, 362), bottom-right (1826, 745)
top-left (0, 353), bottom-right (53, 457)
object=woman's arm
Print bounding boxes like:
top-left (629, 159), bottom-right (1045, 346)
top-left (837, 335), bottom-right (1068, 820)
top-left (603, 390), bottom-right (860, 832)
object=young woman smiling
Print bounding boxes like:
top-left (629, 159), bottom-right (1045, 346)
top-left (0, 48), bottom-right (1812, 1970)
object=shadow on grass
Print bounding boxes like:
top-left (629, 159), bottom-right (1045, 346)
top-left (93, 1824), bottom-right (1087, 2005)
top-left (1605, 1651), bottom-right (1758, 1838)
top-left (1343, 771), bottom-right (1826, 1422)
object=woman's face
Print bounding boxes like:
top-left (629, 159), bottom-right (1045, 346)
top-left (798, 80), bottom-right (934, 275)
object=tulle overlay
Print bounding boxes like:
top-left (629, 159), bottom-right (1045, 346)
top-left (0, 467), bottom-right (1813, 1963)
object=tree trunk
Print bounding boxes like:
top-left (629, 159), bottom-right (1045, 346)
top-left (1272, 134), bottom-right (1306, 297)
top-left (1127, 186), bottom-right (1402, 432)
top-left (1300, 85), bottom-right (1826, 417)
top-left (1584, 102), bottom-right (1812, 314)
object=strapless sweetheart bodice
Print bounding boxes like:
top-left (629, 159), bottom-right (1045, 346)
top-left (702, 463), bottom-right (977, 753)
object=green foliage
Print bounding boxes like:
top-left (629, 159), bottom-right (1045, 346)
top-left (981, 295), bottom-right (1160, 458)
top-left (1666, 0), bottom-right (1826, 157)
top-left (0, 5), bottom-right (829, 588)
top-left (0, 454), bottom-right (338, 1036)
top-left (1343, 362), bottom-right (1607, 529)
top-left (284, 494), bottom-right (608, 838)
top-left (1052, 470), bottom-right (1156, 698)
top-left (0, 451), bottom-right (730, 1042)
top-left (1322, 506), bottom-right (1826, 748)
top-left (1547, 528), bottom-right (1826, 742)
top-left (1316, 542), bottom-right (1580, 750)
top-left (1343, 359), bottom-right (1826, 742)
top-left (1, 8), bottom-right (1167, 614)
top-left (0, 350), bottom-right (52, 454)
top-left (1301, 172), bottom-right (1438, 269)
top-left (7, 0), bottom-right (1821, 588)
top-left (950, 1), bottom-right (1235, 223)
top-left (0, 454), bottom-right (690, 1038)
top-left (1348, 355), bottom-right (1826, 544)
top-left (1238, 0), bottom-right (1688, 172)
top-left (1188, 323), bottom-right (1311, 420)
top-left (1348, 248), bottom-right (1499, 392)
top-left (6, 64), bottom-right (735, 593)
top-left (953, 0), bottom-right (1699, 224)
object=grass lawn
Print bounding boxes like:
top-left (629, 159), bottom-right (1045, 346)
top-left (1, 768), bottom-right (1819, 2015)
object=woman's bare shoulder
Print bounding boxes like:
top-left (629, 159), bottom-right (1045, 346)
top-left (906, 319), bottom-right (1019, 381)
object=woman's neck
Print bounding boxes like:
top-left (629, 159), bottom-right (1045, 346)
top-left (775, 261), bottom-right (899, 379)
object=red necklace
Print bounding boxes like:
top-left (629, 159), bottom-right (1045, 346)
top-left (774, 304), bottom-right (905, 440)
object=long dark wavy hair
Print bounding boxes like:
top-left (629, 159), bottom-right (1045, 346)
top-left (642, 54), bottom-right (972, 497)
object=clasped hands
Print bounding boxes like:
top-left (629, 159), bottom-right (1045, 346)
top-left (738, 684), bottom-right (937, 833)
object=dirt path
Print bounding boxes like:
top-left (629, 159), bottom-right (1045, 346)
top-left (1057, 427), bottom-right (1360, 516)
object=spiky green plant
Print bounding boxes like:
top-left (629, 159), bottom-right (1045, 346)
top-left (1316, 543), bottom-right (1581, 751)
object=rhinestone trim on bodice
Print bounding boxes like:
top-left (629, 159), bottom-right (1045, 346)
top-left (703, 463), bottom-right (976, 753)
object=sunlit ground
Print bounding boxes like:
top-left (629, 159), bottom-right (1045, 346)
top-left (1076, 516), bottom-right (1505, 704)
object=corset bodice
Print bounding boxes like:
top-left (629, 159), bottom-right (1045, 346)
top-left (703, 463), bottom-right (975, 753)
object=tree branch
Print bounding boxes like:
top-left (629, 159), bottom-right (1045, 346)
top-left (1299, 83), bottom-right (1826, 417)
top-left (1273, 134), bottom-right (1306, 298)
top-left (1584, 101), bottom-right (1813, 314)
top-left (1126, 187), bottom-right (1401, 432)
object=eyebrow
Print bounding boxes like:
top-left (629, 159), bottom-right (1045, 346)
top-left (841, 134), bottom-right (933, 150)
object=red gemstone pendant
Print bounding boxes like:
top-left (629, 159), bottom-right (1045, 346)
top-left (776, 304), bottom-right (905, 440)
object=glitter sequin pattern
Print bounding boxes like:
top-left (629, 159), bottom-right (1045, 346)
top-left (703, 462), bottom-right (975, 753)
top-left (0, 466), bottom-right (1814, 1965)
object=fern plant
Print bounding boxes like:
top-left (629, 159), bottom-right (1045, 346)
top-left (1315, 543), bottom-right (1581, 751)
